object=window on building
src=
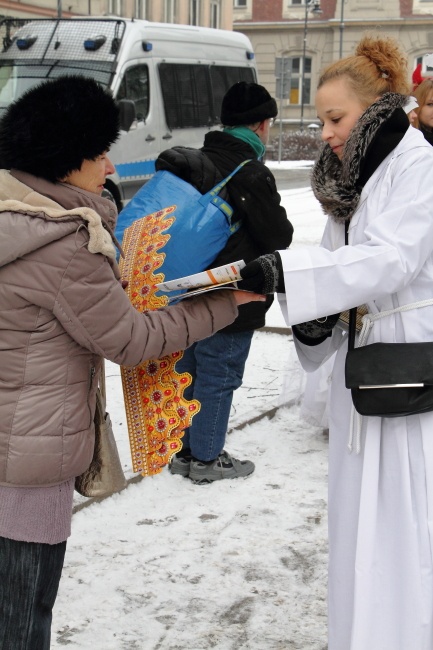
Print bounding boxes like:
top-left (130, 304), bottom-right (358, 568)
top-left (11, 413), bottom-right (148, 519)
top-left (289, 56), bottom-right (311, 105)
top-left (135, 0), bottom-right (146, 18)
top-left (165, 0), bottom-right (177, 22)
top-left (190, 0), bottom-right (200, 25)
top-left (234, 0), bottom-right (247, 6)
top-left (210, 0), bottom-right (220, 28)
top-left (116, 65), bottom-right (149, 122)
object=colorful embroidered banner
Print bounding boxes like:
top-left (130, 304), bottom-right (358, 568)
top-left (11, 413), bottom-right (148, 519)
top-left (118, 207), bottom-right (200, 476)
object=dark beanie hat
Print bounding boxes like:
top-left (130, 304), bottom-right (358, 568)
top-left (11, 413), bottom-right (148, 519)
top-left (0, 75), bottom-right (119, 182)
top-left (220, 81), bottom-right (277, 126)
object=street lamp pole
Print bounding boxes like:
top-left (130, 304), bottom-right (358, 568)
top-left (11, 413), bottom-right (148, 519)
top-left (299, 0), bottom-right (321, 132)
top-left (339, 0), bottom-right (345, 58)
top-left (299, 0), bottom-right (309, 132)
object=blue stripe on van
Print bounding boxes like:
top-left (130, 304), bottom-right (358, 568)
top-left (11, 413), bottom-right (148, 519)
top-left (115, 160), bottom-right (156, 178)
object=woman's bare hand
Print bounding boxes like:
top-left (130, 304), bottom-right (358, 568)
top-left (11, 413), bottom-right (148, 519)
top-left (233, 290), bottom-right (266, 305)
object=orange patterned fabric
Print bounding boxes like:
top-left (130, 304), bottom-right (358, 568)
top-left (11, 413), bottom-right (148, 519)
top-left (118, 207), bottom-right (200, 476)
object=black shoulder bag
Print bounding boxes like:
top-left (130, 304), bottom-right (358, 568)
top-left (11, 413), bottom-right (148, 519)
top-left (344, 225), bottom-right (433, 418)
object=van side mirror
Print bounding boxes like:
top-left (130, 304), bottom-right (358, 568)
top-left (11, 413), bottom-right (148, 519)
top-left (117, 99), bottom-right (136, 132)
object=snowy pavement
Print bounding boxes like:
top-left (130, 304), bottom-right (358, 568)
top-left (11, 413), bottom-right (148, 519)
top-left (52, 166), bottom-right (330, 650)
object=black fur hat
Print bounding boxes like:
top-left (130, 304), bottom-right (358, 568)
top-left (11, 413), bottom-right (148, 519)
top-left (0, 75), bottom-right (119, 182)
top-left (221, 81), bottom-right (277, 126)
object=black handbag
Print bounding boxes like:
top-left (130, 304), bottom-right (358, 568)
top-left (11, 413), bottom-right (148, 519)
top-left (343, 221), bottom-right (433, 419)
top-left (345, 340), bottom-right (433, 417)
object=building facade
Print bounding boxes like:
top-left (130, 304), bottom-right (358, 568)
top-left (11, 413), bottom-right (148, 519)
top-left (234, 0), bottom-right (433, 128)
top-left (0, 0), bottom-right (233, 29)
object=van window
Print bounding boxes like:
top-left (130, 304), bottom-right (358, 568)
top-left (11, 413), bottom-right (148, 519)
top-left (159, 63), bottom-right (210, 129)
top-left (158, 63), bottom-right (256, 130)
top-left (116, 64), bottom-right (149, 121)
top-left (0, 61), bottom-right (113, 113)
top-left (210, 65), bottom-right (256, 121)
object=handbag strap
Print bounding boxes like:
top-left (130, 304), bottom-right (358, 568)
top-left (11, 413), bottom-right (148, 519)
top-left (99, 359), bottom-right (107, 413)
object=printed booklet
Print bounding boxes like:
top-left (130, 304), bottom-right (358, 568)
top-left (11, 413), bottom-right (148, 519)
top-left (156, 260), bottom-right (246, 302)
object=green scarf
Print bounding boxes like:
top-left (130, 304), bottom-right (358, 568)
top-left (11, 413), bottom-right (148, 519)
top-left (223, 126), bottom-right (266, 160)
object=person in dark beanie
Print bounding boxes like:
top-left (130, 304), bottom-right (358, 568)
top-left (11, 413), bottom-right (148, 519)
top-left (157, 81), bottom-right (294, 484)
top-left (0, 75), bottom-right (262, 649)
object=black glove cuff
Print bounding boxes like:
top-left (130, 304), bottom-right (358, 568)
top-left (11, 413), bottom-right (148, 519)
top-left (292, 327), bottom-right (330, 346)
top-left (256, 253), bottom-right (281, 294)
top-left (292, 313), bottom-right (340, 346)
top-left (251, 252), bottom-right (286, 293)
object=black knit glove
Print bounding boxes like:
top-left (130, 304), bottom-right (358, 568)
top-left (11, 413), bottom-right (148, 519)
top-left (292, 313), bottom-right (340, 346)
top-left (239, 252), bottom-right (285, 294)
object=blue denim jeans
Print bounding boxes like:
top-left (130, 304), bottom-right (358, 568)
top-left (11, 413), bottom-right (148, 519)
top-left (175, 329), bottom-right (254, 461)
top-left (0, 536), bottom-right (66, 650)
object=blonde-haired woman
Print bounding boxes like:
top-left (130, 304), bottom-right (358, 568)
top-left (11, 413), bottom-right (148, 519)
top-left (414, 77), bottom-right (433, 145)
top-left (240, 34), bottom-right (433, 649)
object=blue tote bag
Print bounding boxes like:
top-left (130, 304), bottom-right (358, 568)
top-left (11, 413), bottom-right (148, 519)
top-left (115, 160), bottom-right (251, 287)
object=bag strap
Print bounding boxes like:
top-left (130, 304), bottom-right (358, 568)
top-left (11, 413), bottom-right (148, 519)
top-left (99, 359), bottom-right (107, 413)
top-left (207, 159), bottom-right (252, 198)
top-left (198, 159), bottom-right (252, 227)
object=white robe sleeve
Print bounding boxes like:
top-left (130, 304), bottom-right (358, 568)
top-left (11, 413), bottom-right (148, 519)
top-left (277, 145), bottom-right (433, 326)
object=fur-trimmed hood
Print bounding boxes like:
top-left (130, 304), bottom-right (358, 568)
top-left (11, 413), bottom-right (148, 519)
top-left (0, 170), bottom-right (117, 267)
top-left (311, 93), bottom-right (409, 223)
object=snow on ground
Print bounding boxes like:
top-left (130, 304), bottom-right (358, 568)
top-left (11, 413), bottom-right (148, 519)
top-left (52, 174), bottom-right (331, 650)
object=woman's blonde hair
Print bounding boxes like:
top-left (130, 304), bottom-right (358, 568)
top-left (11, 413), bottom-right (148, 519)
top-left (413, 78), bottom-right (433, 129)
top-left (318, 33), bottom-right (410, 109)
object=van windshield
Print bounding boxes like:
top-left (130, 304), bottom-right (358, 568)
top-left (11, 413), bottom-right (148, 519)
top-left (0, 61), bottom-right (113, 113)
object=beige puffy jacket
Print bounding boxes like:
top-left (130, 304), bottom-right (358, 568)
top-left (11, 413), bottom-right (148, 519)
top-left (0, 170), bottom-right (238, 487)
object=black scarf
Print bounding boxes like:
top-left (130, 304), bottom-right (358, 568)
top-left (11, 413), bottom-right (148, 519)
top-left (311, 93), bottom-right (409, 224)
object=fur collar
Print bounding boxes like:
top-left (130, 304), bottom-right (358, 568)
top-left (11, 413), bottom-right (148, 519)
top-left (311, 93), bottom-right (409, 223)
top-left (0, 170), bottom-right (116, 259)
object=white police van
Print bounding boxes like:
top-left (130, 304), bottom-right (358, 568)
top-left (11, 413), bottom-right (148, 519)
top-left (0, 17), bottom-right (257, 208)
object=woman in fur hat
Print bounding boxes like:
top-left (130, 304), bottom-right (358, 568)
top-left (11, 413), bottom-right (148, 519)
top-left (239, 34), bottom-right (433, 649)
top-left (0, 75), bottom-right (263, 649)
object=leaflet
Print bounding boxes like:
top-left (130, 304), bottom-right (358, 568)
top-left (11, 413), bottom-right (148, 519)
top-left (155, 260), bottom-right (246, 294)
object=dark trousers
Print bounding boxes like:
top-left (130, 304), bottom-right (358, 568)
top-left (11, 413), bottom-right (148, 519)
top-left (175, 329), bottom-right (254, 460)
top-left (0, 536), bottom-right (66, 650)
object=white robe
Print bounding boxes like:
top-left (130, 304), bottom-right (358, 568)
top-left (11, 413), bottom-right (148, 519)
top-left (278, 126), bottom-right (433, 650)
